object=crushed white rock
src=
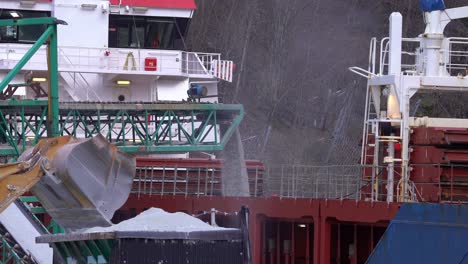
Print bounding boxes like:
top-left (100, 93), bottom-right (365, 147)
top-left (83, 208), bottom-right (232, 233)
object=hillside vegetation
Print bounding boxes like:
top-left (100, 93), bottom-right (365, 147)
top-left (188, 0), bottom-right (468, 166)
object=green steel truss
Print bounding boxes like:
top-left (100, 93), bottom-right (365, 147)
top-left (0, 237), bottom-right (22, 264)
top-left (0, 100), bottom-right (244, 157)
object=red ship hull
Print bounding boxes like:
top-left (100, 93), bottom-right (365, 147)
top-left (118, 195), bottom-right (399, 264)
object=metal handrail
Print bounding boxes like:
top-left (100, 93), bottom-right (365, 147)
top-left (349, 67), bottom-right (376, 79)
top-left (130, 163), bottom-right (468, 204)
top-left (0, 43), bottom-right (222, 77)
top-left (58, 48), bottom-right (102, 101)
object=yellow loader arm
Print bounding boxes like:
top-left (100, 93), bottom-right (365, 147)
top-left (0, 136), bottom-right (73, 212)
top-left (0, 135), bottom-right (135, 230)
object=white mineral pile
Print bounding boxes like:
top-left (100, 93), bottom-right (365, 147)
top-left (84, 208), bottom-right (231, 233)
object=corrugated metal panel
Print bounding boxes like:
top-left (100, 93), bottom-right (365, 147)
top-left (110, 239), bottom-right (244, 264)
top-left (367, 203), bottom-right (468, 264)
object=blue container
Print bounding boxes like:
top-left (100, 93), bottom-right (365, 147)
top-left (367, 203), bottom-right (468, 264)
top-left (420, 0), bottom-right (445, 12)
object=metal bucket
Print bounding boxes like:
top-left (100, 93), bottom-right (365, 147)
top-left (29, 135), bottom-right (135, 230)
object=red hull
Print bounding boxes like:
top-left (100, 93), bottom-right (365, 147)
top-left (117, 195), bottom-right (399, 264)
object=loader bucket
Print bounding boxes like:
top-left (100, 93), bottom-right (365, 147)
top-left (28, 135), bottom-right (135, 230)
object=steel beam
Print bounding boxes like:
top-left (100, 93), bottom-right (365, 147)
top-left (0, 17), bottom-right (66, 27)
top-left (0, 27), bottom-right (53, 92)
top-left (0, 18), bottom-right (66, 139)
top-left (0, 102), bottom-right (243, 157)
top-left (47, 25), bottom-right (60, 137)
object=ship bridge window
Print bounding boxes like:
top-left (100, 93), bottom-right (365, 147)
top-left (109, 15), bottom-right (190, 50)
top-left (0, 10), bottom-right (51, 43)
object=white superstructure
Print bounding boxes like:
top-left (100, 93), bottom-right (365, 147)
top-left (0, 0), bottom-right (233, 102)
top-left (350, 2), bottom-right (468, 202)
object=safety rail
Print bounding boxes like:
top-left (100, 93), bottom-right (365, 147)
top-left (354, 36), bottom-right (468, 77)
top-left (348, 67), bottom-right (375, 79)
top-left (0, 43), bottom-right (232, 80)
top-left (349, 37), bottom-right (422, 78)
top-left (58, 48), bottom-right (102, 102)
top-left (131, 163), bottom-right (468, 203)
top-left (446, 37), bottom-right (468, 75)
top-left (133, 165), bottom-right (264, 197)
top-left (378, 37), bottom-right (421, 76)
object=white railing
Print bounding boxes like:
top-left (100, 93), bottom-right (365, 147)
top-left (379, 37), bottom-right (421, 76)
top-left (58, 49), bottom-right (102, 101)
top-left (446, 37), bottom-right (468, 75)
top-left (0, 43), bottom-right (48, 71)
top-left (354, 36), bottom-right (468, 77)
top-left (0, 43), bottom-right (232, 80)
top-left (351, 37), bottom-right (423, 78)
top-left (211, 59), bottom-right (234, 82)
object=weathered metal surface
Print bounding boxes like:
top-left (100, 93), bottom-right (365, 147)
top-left (110, 238), bottom-right (244, 264)
top-left (37, 230), bottom-right (243, 243)
top-left (116, 230), bottom-right (243, 240)
top-left (31, 134), bottom-right (135, 230)
top-left (36, 232), bottom-right (116, 243)
top-left (367, 203), bottom-right (468, 264)
top-left (411, 127), bottom-right (468, 145)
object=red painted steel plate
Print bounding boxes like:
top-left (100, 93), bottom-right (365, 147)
top-left (445, 150), bottom-right (468, 163)
top-left (411, 127), bottom-right (468, 145)
top-left (446, 133), bottom-right (468, 144)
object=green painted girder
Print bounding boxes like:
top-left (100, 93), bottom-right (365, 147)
top-left (0, 99), bottom-right (47, 107)
top-left (54, 240), bottom-right (112, 264)
top-left (0, 236), bottom-right (22, 264)
top-left (0, 17), bottom-right (66, 143)
top-left (0, 26), bottom-right (54, 93)
top-left (0, 101), bottom-right (244, 157)
top-left (0, 17), bottom-right (67, 27)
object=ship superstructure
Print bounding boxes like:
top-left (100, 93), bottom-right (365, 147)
top-left (350, 1), bottom-right (468, 203)
top-left (0, 0), bottom-right (242, 159)
top-left (0, 0), bottom-right (233, 103)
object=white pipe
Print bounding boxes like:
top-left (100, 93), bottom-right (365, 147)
top-left (210, 208), bottom-right (217, 226)
top-left (389, 13), bottom-right (403, 75)
top-left (386, 134), bottom-right (395, 203)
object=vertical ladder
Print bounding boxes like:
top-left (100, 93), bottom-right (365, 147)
top-left (360, 85), bottom-right (380, 201)
top-left (361, 85), bottom-right (379, 169)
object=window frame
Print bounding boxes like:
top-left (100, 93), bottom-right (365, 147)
top-left (108, 15), bottom-right (189, 50)
top-left (0, 9), bottom-right (51, 44)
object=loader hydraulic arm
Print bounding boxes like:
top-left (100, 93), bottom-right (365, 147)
top-left (0, 135), bottom-right (136, 230)
top-left (0, 137), bottom-right (73, 213)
